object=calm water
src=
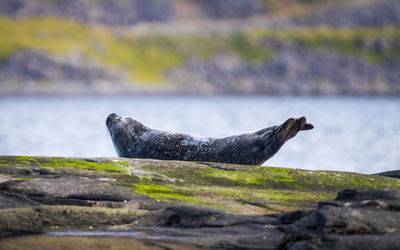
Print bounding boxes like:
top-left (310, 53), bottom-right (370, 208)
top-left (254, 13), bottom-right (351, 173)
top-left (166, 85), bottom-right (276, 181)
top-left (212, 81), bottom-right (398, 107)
top-left (0, 96), bottom-right (399, 174)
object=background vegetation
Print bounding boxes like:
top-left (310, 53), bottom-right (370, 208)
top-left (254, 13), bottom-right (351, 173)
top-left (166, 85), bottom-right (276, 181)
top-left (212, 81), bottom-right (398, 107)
top-left (0, 0), bottom-right (399, 94)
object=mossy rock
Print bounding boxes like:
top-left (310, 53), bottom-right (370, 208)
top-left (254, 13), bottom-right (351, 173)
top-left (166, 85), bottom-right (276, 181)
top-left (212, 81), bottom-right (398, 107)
top-left (1, 156), bottom-right (399, 215)
top-left (0, 235), bottom-right (199, 250)
top-left (0, 205), bottom-right (146, 238)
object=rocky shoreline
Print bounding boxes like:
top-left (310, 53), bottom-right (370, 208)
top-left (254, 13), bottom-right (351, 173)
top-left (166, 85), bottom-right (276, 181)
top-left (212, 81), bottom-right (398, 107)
top-left (1, 156), bottom-right (400, 249)
top-left (1, 0), bottom-right (400, 96)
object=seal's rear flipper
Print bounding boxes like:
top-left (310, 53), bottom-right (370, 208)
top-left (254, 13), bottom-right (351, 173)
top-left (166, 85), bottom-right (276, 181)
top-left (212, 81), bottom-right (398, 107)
top-left (303, 123), bottom-right (314, 130)
top-left (279, 116), bottom-right (313, 140)
top-left (264, 116), bottom-right (313, 161)
top-left (298, 116), bottom-right (314, 131)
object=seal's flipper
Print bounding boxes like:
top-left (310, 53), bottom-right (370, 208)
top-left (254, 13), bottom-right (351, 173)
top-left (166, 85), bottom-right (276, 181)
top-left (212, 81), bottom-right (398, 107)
top-left (303, 123), bottom-right (314, 130)
top-left (264, 117), bottom-right (313, 161)
top-left (299, 116), bottom-right (314, 131)
top-left (276, 116), bottom-right (313, 142)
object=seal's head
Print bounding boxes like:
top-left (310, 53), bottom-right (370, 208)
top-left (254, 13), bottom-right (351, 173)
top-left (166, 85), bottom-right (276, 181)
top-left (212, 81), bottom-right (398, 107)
top-left (106, 113), bottom-right (147, 157)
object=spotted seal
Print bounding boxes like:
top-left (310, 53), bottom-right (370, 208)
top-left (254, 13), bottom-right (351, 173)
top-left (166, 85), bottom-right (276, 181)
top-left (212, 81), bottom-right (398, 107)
top-left (106, 113), bottom-right (313, 165)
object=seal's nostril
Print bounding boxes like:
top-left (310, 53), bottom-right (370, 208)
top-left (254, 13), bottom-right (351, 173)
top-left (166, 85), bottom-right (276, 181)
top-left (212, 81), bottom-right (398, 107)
top-left (106, 113), bottom-right (119, 127)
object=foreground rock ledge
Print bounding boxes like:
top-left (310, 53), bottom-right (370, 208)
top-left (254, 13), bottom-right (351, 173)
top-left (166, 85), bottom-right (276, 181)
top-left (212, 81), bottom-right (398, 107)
top-left (0, 156), bottom-right (399, 249)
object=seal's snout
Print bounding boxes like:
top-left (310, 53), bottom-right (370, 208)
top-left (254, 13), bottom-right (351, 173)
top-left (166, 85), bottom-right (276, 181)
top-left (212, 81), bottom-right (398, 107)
top-left (106, 113), bottom-right (120, 127)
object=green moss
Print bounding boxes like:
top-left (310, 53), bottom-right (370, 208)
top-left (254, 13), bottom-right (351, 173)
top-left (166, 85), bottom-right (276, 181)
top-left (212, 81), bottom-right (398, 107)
top-left (229, 33), bottom-right (273, 62)
top-left (140, 163), bottom-right (400, 191)
top-left (130, 181), bottom-right (336, 213)
top-left (42, 159), bottom-right (128, 173)
top-left (0, 16), bottom-right (274, 83)
top-left (15, 177), bottom-right (37, 181)
top-left (6, 156), bottom-right (396, 195)
top-left (166, 184), bottom-right (336, 213)
top-left (131, 162), bottom-right (398, 213)
top-left (1, 156), bottom-right (129, 174)
top-left (0, 16), bottom-right (182, 83)
top-left (2, 156), bottom-right (400, 214)
top-left (133, 183), bottom-right (206, 206)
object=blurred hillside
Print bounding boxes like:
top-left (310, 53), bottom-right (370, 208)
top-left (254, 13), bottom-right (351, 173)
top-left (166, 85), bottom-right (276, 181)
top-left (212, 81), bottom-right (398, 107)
top-left (0, 0), bottom-right (399, 95)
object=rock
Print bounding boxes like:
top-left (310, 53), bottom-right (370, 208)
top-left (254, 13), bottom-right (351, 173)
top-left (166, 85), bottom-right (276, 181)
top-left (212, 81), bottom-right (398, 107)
top-left (279, 210), bottom-right (312, 225)
top-left (0, 0), bottom-right (266, 25)
top-left (137, 205), bottom-right (278, 228)
top-left (2, 0), bottom-right (399, 27)
top-left (2, 177), bottom-right (135, 202)
top-left (0, 0), bottom-right (172, 25)
top-left (170, 45), bottom-right (400, 95)
top-left (0, 191), bottom-right (41, 209)
top-left (0, 235), bottom-right (201, 250)
top-left (195, 0), bottom-right (264, 19)
top-left (0, 50), bottom-right (118, 83)
top-left (1, 156), bottom-right (399, 214)
top-left (279, 188), bottom-right (400, 249)
top-left (288, 233), bottom-right (400, 250)
top-left (0, 205), bottom-right (146, 238)
top-left (334, 188), bottom-right (400, 204)
top-left (0, 174), bottom-right (12, 184)
top-left (293, 0), bottom-right (400, 27)
top-left (0, 50), bottom-right (137, 95)
top-left (376, 170), bottom-right (400, 179)
top-left (1, 156), bottom-right (400, 249)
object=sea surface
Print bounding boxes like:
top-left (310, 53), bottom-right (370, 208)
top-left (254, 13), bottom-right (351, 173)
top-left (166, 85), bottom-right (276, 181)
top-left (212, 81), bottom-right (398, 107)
top-left (0, 96), bottom-right (399, 174)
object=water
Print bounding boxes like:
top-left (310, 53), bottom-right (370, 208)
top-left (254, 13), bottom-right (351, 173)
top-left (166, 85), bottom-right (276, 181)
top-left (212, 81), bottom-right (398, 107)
top-left (0, 96), bottom-right (399, 174)
top-left (46, 231), bottom-right (194, 239)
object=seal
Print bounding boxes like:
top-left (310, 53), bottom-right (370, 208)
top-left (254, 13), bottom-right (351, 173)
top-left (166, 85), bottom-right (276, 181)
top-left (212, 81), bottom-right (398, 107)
top-left (106, 113), bottom-right (313, 165)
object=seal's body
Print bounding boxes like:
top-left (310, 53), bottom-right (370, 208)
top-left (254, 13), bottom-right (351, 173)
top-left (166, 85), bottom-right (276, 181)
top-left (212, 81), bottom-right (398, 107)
top-left (106, 114), bottom-right (313, 165)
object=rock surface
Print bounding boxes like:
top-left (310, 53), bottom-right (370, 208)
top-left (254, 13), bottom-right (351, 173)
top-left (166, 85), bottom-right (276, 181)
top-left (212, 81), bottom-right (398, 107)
top-left (169, 46), bottom-right (400, 95)
top-left (0, 50), bottom-right (135, 95)
top-left (377, 170), bottom-right (400, 179)
top-left (279, 189), bottom-right (400, 249)
top-left (0, 156), bottom-right (400, 249)
top-left (2, 0), bottom-right (399, 27)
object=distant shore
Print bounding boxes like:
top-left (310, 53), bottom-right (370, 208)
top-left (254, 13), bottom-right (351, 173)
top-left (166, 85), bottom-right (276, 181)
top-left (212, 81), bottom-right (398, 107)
top-left (1, 0), bottom-right (400, 96)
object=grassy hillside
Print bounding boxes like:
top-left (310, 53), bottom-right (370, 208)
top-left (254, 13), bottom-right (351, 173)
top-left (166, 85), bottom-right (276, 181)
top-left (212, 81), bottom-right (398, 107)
top-left (1, 16), bottom-right (399, 85)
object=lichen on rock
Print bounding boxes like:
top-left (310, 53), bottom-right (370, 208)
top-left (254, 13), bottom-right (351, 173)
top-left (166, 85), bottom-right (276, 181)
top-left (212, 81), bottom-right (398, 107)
top-left (1, 156), bottom-right (400, 248)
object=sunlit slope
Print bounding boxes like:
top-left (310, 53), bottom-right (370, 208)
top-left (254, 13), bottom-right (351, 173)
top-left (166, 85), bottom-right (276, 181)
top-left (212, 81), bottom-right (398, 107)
top-left (1, 16), bottom-right (399, 85)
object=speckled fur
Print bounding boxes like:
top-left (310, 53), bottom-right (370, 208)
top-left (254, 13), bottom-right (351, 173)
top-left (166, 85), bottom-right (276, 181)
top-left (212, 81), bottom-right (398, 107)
top-left (106, 114), bottom-right (313, 165)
